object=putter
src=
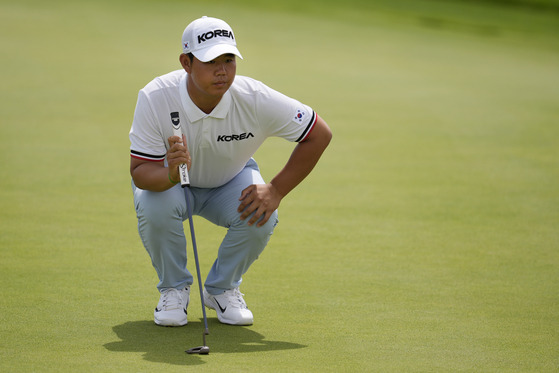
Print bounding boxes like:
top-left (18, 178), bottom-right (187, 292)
top-left (184, 189), bottom-right (210, 355)
top-left (171, 113), bottom-right (210, 355)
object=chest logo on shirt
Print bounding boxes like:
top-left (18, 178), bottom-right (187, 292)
top-left (217, 132), bottom-right (254, 142)
top-left (170, 112), bottom-right (180, 126)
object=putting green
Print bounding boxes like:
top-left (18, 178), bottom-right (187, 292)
top-left (1, 0), bottom-right (558, 371)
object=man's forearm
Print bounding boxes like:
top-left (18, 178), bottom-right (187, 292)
top-left (131, 161), bottom-right (177, 192)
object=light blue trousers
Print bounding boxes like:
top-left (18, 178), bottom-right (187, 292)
top-left (132, 159), bottom-right (278, 295)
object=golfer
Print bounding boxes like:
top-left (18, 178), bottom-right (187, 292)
top-left (129, 16), bottom-right (332, 326)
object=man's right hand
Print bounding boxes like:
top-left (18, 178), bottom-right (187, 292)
top-left (167, 134), bottom-right (192, 182)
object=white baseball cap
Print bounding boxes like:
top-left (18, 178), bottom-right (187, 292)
top-left (181, 16), bottom-right (243, 62)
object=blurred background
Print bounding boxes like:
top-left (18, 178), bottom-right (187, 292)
top-left (1, 0), bottom-right (558, 371)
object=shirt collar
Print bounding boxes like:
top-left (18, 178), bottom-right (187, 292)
top-left (180, 72), bottom-right (231, 122)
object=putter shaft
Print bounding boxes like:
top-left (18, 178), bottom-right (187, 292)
top-left (184, 188), bottom-right (210, 354)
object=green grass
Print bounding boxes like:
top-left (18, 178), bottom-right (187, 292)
top-left (1, 0), bottom-right (558, 371)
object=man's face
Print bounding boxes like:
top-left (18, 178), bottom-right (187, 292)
top-left (185, 53), bottom-right (237, 100)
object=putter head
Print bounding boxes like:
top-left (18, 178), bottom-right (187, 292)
top-left (186, 346), bottom-right (210, 355)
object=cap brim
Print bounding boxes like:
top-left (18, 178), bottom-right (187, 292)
top-left (192, 44), bottom-right (243, 62)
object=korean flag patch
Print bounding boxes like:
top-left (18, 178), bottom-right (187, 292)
top-left (293, 108), bottom-right (307, 124)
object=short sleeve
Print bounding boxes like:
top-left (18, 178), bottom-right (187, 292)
top-left (254, 83), bottom-right (317, 143)
top-left (129, 90), bottom-right (166, 161)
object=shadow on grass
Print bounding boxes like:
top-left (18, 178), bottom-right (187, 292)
top-left (104, 318), bottom-right (307, 366)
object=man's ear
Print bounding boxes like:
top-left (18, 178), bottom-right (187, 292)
top-left (179, 53), bottom-right (192, 73)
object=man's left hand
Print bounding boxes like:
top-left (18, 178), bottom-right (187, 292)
top-left (238, 183), bottom-right (282, 227)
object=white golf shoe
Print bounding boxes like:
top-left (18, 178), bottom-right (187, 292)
top-left (204, 287), bottom-right (253, 325)
top-left (154, 287), bottom-right (189, 326)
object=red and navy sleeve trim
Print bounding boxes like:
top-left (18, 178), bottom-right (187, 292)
top-left (295, 111), bottom-right (317, 143)
top-left (130, 150), bottom-right (166, 162)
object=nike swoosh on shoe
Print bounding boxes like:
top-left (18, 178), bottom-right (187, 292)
top-left (214, 299), bottom-right (227, 313)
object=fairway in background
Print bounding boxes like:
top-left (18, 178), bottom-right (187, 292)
top-left (1, 0), bottom-right (558, 371)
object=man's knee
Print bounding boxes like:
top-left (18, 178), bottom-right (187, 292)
top-left (244, 210), bottom-right (279, 242)
top-left (135, 188), bottom-right (185, 227)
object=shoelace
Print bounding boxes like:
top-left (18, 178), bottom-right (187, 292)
top-left (221, 288), bottom-right (247, 309)
top-left (161, 288), bottom-right (184, 311)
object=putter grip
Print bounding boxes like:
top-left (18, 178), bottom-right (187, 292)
top-left (172, 124), bottom-right (190, 187)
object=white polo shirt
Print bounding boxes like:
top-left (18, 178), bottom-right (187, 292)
top-left (130, 70), bottom-right (317, 188)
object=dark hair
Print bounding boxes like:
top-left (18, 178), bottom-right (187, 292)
top-left (186, 53), bottom-right (194, 62)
